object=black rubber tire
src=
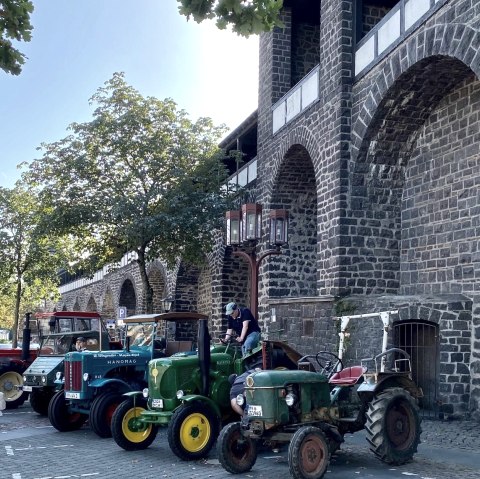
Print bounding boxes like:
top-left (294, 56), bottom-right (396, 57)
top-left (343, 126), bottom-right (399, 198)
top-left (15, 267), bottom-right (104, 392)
top-left (217, 422), bottom-right (258, 474)
top-left (89, 391), bottom-right (122, 438)
top-left (365, 387), bottom-right (422, 465)
top-left (48, 390), bottom-right (87, 432)
top-left (288, 426), bottom-right (330, 479)
top-left (29, 388), bottom-right (54, 416)
top-left (168, 402), bottom-right (220, 461)
top-left (111, 397), bottom-right (159, 451)
top-left (0, 366), bottom-right (29, 409)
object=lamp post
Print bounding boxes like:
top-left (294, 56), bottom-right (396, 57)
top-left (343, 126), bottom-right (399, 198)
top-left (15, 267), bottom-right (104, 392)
top-left (225, 203), bottom-right (288, 318)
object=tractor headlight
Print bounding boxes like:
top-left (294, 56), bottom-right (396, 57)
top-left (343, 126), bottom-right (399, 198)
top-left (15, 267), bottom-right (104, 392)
top-left (236, 394), bottom-right (245, 406)
top-left (142, 388), bottom-right (149, 399)
top-left (56, 372), bottom-right (63, 380)
top-left (23, 375), bottom-right (27, 381)
top-left (41, 376), bottom-right (47, 384)
top-left (176, 390), bottom-right (185, 399)
top-left (285, 392), bottom-right (297, 407)
top-left (83, 373), bottom-right (90, 382)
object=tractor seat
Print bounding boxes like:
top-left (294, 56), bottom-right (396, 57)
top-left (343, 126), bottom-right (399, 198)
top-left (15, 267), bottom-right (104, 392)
top-left (329, 366), bottom-right (366, 386)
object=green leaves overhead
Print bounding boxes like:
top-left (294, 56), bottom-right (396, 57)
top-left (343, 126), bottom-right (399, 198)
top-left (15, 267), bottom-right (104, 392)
top-left (24, 72), bottom-right (235, 312)
top-left (178, 0), bottom-right (284, 36)
top-left (0, 0), bottom-right (34, 75)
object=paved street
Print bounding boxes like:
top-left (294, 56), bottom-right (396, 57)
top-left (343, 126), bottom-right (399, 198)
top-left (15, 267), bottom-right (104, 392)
top-left (1, 402), bottom-right (479, 479)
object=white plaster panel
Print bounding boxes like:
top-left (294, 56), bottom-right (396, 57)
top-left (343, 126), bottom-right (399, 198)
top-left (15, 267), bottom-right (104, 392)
top-left (378, 10), bottom-right (401, 54)
top-left (405, 0), bottom-right (430, 31)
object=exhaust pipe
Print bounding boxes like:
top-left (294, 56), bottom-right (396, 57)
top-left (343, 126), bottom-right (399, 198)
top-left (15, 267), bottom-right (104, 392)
top-left (198, 318), bottom-right (211, 396)
top-left (21, 312), bottom-right (32, 361)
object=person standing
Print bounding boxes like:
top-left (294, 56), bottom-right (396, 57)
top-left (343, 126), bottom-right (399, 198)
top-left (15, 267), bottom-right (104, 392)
top-left (223, 302), bottom-right (261, 356)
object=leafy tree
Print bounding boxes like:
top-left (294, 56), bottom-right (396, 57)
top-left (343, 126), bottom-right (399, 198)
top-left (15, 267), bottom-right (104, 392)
top-left (0, 0), bottom-right (34, 75)
top-left (177, 0), bottom-right (284, 36)
top-left (0, 185), bottom-right (64, 347)
top-left (25, 72), bottom-right (235, 314)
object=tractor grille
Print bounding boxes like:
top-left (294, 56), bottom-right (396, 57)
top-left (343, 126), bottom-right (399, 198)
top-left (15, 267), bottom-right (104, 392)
top-left (64, 360), bottom-right (82, 391)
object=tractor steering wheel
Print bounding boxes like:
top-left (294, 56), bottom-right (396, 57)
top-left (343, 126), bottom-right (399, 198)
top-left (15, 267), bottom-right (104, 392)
top-left (315, 351), bottom-right (344, 379)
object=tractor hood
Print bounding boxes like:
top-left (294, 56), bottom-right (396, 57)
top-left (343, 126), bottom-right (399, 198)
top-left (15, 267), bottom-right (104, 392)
top-left (24, 355), bottom-right (64, 375)
top-left (246, 369), bottom-right (328, 388)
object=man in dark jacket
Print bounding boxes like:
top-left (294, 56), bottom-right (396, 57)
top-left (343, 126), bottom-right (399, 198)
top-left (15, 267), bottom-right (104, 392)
top-left (223, 302), bottom-right (261, 356)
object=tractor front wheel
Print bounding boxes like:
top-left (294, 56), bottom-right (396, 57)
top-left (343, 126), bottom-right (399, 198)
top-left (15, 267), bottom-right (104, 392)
top-left (29, 388), bottom-right (54, 415)
top-left (111, 397), bottom-right (158, 451)
top-left (168, 402), bottom-right (219, 460)
top-left (288, 426), bottom-right (330, 479)
top-left (217, 422), bottom-right (257, 474)
top-left (48, 390), bottom-right (87, 432)
top-left (365, 387), bottom-right (421, 465)
top-left (0, 366), bottom-right (28, 409)
top-left (89, 391), bottom-right (122, 438)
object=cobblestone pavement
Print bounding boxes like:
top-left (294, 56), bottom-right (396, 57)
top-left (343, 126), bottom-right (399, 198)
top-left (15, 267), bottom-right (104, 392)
top-left (1, 404), bottom-right (480, 479)
top-left (420, 418), bottom-right (480, 451)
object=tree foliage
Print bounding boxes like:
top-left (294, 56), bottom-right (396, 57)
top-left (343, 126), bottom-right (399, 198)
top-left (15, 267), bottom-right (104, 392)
top-left (0, 0), bottom-right (34, 75)
top-left (177, 0), bottom-right (284, 36)
top-left (25, 73), bottom-right (235, 313)
top-left (0, 185), bottom-right (64, 346)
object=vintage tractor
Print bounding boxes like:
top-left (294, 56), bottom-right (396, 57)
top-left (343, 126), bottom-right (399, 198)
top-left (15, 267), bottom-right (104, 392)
top-left (0, 312), bottom-right (46, 409)
top-left (48, 312), bottom-right (205, 438)
top-left (217, 346), bottom-right (423, 479)
top-left (111, 319), bottom-right (303, 460)
top-left (22, 311), bottom-right (121, 415)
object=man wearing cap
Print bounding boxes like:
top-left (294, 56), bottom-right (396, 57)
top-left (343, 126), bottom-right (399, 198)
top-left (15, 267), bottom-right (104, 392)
top-left (75, 337), bottom-right (87, 351)
top-left (223, 302), bottom-right (261, 356)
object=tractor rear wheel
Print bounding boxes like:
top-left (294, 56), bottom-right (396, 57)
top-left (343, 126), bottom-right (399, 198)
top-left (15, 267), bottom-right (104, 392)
top-left (111, 397), bottom-right (158, 451)
top-left (89, 391), bottom-right (122, 438)
top-left (29, 388), bottom-right (54, 415)
top-left (48, 390), bottom-right (87, 432)
top-left (217, 422), bottom-right (257, 474)
top-left (365, 387), bottom-right (421, 465)
top-left (288, 426), bottom-right (330, 479)
top-left (0, 366), bottom-right (29, 409)
top-left (168, 402), bottom-right (219, 460)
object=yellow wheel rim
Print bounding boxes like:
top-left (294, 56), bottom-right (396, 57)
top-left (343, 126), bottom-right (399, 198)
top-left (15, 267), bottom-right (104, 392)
top-left (179, 412), bottom-right (211, 452)
top-left (122, 407), bottom-right (152, 443)
top-left (0, 371), bottom-right (23, 401)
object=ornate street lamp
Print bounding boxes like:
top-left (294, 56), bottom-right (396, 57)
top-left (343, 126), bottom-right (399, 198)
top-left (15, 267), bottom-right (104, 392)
top-left (225, 203), bottom-right (288, 318)
top-left (162, 297), bottom-right (174, 313)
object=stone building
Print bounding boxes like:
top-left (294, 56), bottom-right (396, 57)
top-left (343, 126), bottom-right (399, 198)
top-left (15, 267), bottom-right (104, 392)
top-left (58, 0), bottom-right (480, 420)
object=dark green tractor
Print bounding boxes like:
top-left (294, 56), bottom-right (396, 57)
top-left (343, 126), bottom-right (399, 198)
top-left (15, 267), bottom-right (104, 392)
top-left (111, 318), bottom-right (302, 460)
top-left (218, 348), bottom-right (423, 479)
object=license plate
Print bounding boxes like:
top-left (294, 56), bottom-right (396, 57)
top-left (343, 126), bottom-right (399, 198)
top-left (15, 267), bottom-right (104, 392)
top-left (248, 405), bottom-right (263, 417)
top-left (22, 385), bottom-right (32, 392)
top-left (65, 392), bottom-right (81, 399)
top-left (152, 398), bottom-right (163, 408)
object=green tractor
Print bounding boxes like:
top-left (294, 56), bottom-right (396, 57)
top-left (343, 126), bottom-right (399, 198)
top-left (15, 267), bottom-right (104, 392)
top-left (111, 318), bottom-right (302, 460)
top-left (217, 347), bottom-right (423, 479)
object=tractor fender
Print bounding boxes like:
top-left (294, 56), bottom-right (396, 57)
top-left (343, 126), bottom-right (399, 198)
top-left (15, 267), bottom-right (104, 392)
top-left (357, 374), bottom-right (422, 399)
top-left (89, 378), bottom-right (132, 393)
top-left (120, 390), bottom-right (144, 399)
top-left (179, 394), bottom-right (222, 418)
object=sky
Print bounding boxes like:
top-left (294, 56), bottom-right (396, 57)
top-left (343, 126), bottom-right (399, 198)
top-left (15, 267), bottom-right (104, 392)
top-left (0, 0), bottom-right (259, 188)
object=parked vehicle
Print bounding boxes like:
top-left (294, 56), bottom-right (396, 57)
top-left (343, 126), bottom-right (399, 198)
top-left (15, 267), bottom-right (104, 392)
top-left (217, 348), bottom-right (423, 479)
top-left (48, 312), bottom-right (205, 438)
top-left (111, 317), bottom-right (303, 460)
top-left (22, 311), bottom-right (121, 415)
top-left (0, 312), bottom-right (49, 409)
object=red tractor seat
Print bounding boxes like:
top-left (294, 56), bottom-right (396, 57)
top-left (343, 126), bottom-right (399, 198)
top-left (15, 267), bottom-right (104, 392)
top-left (329, 365), bottom-right (366, 386)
